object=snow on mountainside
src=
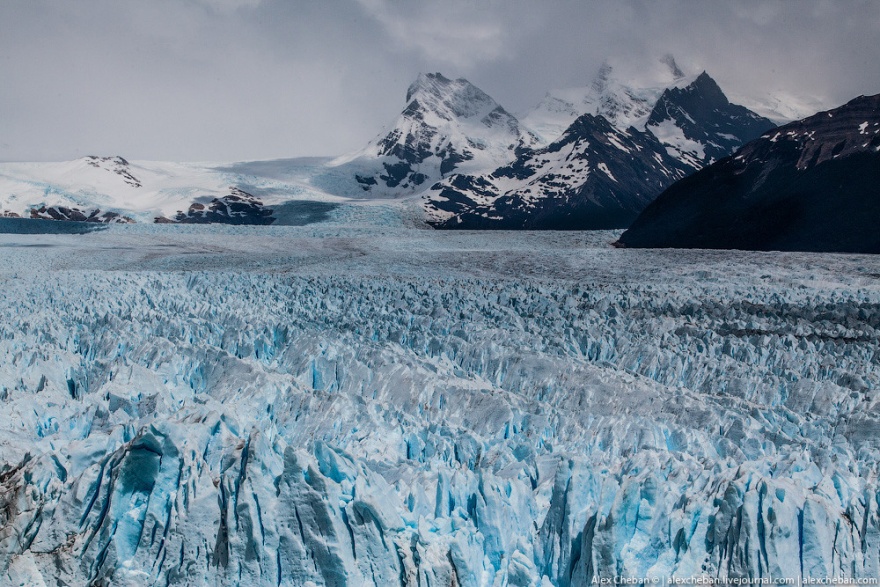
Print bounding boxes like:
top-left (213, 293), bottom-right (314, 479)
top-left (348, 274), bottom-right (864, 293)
top-left (0, 157), bottom-right (242, 222)
top-left (521, 57), bottom-right (775, 166)
top-left (425, 113), bottom-right (692, 229)
top-left (618, 93), bottom-right (880, 252)
top-left (426, 68), bottom-right (774, 229)
top-left (0, 227), bottom-right (878, 585)
top-left (316, 73), bottom-right (537, 197)
top-left (0, 73), bottom-right (537, 217)
top-left (159, 187), bottom-right (275, 225)
top-left (645, 72), bottom-right (776, 167)
top-left (0, 156), bottom-right (361, 225)
top-left (521, 55), bottom-right (691, 146)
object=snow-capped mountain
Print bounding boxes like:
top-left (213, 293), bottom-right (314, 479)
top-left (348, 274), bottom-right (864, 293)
top-left (319, 73), bottom-right (537, 197)
top-left (426, 113), bottom-right (692, 229)
top-left (0, 65), bottom-right (813, 232)
top-left (0, 156), bottom-right (351, 225)
top-left (617, 93), bottom-right (880, 252)
top-left (0, 74), bottom-right (537, 217)
top-left (0, 156), bottom-right (235, 222)
top-left (522, 57), bottom-right (775, 166)
top-left (426, 69), bottom-right (775, 229)
top-left (157, 187), bottom-right (275, 225)
top-left (646, 72), bottom-right (777, 167)
top-left (521, 55), bottom-right (689, 146)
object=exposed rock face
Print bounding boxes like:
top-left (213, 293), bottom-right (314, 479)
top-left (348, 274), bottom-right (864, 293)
top-left (156, 188), bottom-right (275, 225)
top-left (84, 155), bottom-right (142, 188)
top-left (617, 94), bottom-right (880, 252)
top-left (29, 206), bottom-right (134, 223)
top-left (0, 156), bottom-right (287, 225)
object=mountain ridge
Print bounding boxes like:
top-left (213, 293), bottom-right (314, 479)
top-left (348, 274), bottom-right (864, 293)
top-left (616, 93), bottom-right (880, 252)
top-left (426, 70), bottom-right (775, 229)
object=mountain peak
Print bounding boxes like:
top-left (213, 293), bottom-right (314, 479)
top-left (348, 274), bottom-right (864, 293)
top-left (326, 73), bottom-right (530, 196)
top-left (82, 155), bottom-right (142, 188)
top-left (646, 71), bottom-right (774, 166)
top-left (402, 72), bottom-right (501, 121)
top-left (689, 71), bottom-right (726, 103)
top-left (524, 56), bottom-right (699, 145)
top-left (405, 72), bottom-right (454, 103)
top-left (591, 55), bottom-right (687, 93)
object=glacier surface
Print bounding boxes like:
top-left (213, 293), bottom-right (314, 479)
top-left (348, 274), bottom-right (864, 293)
top-left (0, 223), bottom-right (878, 586)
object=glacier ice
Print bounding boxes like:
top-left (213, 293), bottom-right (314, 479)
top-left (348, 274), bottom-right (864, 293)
top-left (0, 225), bottom-right (878, 586)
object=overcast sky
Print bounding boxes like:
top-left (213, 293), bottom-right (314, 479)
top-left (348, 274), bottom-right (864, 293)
top-left (1, 0), bottom-right (878, 162)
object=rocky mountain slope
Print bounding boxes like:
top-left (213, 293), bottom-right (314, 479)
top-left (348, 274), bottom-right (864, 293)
top-left (0, 64), bottom-right (823, 231)
top-left (617, 93), bottom-right (880, 252)
top-left (425, 113), bottom-right (692, 229)
top-left (645, 72), bottom-right (779, 167)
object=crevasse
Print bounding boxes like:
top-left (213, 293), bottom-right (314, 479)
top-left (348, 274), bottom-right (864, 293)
top-left (0, 268), bottom-right (877, 586)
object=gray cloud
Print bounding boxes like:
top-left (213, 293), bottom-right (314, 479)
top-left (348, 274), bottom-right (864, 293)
top-left (1, 0), bottom-right (878, 162)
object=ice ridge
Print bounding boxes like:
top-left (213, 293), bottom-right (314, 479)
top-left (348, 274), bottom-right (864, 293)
top-left (0, 270), bottom-right (877, 585)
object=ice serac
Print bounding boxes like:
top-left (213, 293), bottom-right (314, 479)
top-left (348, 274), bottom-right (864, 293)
top-left (320, 73), bottom-right (537, 197)
top-left (0, 242), bottom-right (878, 586)
top-left (618, 93), bottom-right (880, 252)
top-left (426, 64), bottom-right (775, 230)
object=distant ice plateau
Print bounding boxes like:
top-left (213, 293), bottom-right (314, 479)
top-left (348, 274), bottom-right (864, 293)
top-left (0, 223), bottom-right (878, 586)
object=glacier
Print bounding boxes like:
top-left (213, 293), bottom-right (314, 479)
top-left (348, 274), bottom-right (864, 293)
top-left (0, 221), bottom-right (878, 586)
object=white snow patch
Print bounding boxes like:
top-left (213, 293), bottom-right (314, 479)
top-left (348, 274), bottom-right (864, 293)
top-left (647, 119), bottom-right (705, 163)
top-left (605, 132), bottom-right (631, 154)
top-left (597, 162), bottom-right (617, 182)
